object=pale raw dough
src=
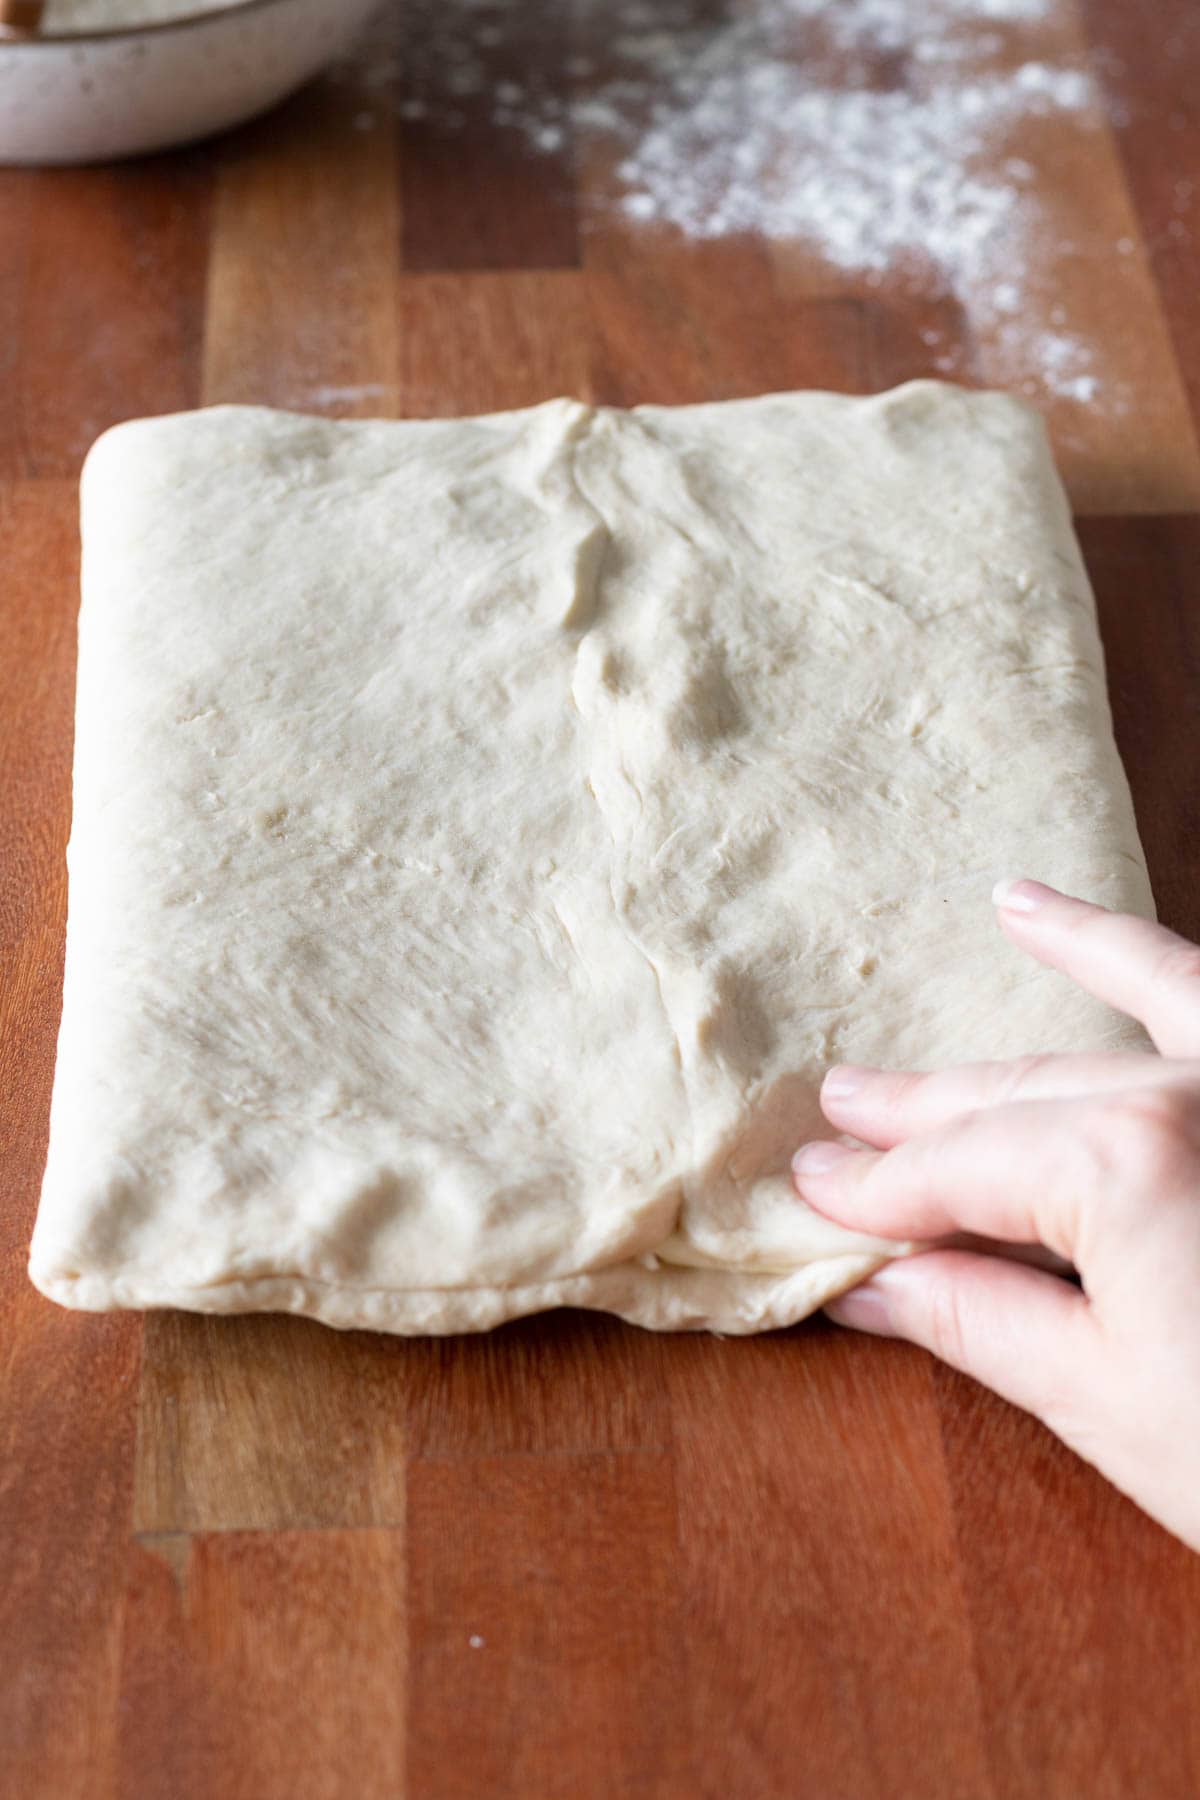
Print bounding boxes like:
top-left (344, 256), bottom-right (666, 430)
top-left (30, 383), bottom-right (1152, 1335)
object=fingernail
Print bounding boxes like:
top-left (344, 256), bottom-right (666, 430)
top-left (791, 1140), bottom-right (858, 1178)
top-left (825, 1281), bottom-right (895, 1336)
top-left (821, 1064), bottom-right (875, 1102)
top-left (992, 877), bottom-right (1059, 914)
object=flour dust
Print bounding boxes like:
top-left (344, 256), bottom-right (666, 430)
top-left (345, 0), bottom-right (1153, 414)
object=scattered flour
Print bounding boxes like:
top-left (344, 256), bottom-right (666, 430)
top-left (306, 382), bottom-right (388, 407)
top-left (356, 0), bottom-right (1133, 409)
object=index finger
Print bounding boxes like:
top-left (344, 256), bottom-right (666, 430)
top-left (994, 880), bottom-right (1200, 1058)
top-left (792, 1092), bottom-right (1104, 1255)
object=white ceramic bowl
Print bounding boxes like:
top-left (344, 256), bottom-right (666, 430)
top-left (0, 0), bottom-right (379, 164)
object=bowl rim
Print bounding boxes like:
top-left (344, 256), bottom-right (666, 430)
top-left (1, 0), bottom-right (314, 46)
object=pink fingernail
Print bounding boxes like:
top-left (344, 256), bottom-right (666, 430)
top-left (791, 1140), bottom-right (858, 1177)
top-left (992, 877), bottom-right (1059, 914)
top-left (825, 1282), bottom-right (894, 1335)
top-left (821, 1065), bottom-right (874, 1102)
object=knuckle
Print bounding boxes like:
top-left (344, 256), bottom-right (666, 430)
top-left (1035, 1378), bottom-right (1100, 1453)
top-left (1152, 943), bottom-right (1200, 996)
top-left (885, 1069), bottom-right (929, 1113)
top-left (995, 1052), bottom-right (1055, 1104)
top-left (922, 1273), bottom-right (974, 1367)
top-left (1089, 1090), bottom-right (1200, 1190)
top-left (1056, 901), bottom-right (1101, 944)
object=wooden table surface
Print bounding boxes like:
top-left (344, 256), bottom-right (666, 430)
top-left (4, 2), bottom-right (1200, 1796)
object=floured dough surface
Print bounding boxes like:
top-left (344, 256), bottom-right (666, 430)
top-left (30, 383), bottom-right (1152, 1335)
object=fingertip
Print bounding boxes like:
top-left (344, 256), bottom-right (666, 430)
top-left (820, 1064), bottom-right (872, 1104)
top-left (791, 1139), bottom-right (860, 1180)
top-left (791, 1139), bottom-right (876, 1229)
top-left (992, 877), bottom-right (1062, 915)
top-left (824, 1279), bottom-right (896, 1337)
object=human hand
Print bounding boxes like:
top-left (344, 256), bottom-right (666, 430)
top-left (791, 879), bottom-right (1200, 1551)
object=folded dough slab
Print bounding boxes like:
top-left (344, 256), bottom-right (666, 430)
top-left (30, 383), bottom-right (1151, 1335)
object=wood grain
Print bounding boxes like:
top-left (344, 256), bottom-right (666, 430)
top-left (0, 484), bottom-right (139, 1800)
top-left (134, 1313), bottom-right (408, 1533)
top-left (585, 233), bottom-right (864, 407)
top-left (203, 85), bottom-right (399, 415)
top-left (965, 5), bottom-right (1200, 514)
top-left (4, 3), bottom-right (1200, 1796)
top-left (397, 5), bottom-right (577, 272)
top-left (396, 271), bottom-right (594, 415)
top-left (1080, 514), bottom-right (1200, 937)
top-left (666, 1327), bottom-right (989, 1800)
top-left (934, 1361), bottom-right (1200, 1798)
top-left (118, 1529), bottom-right (405, 1800)
top-left (405, 1452), bottom-right (684, 1798)
top-left (1079, 0), bottom-right (1200, 429)
top-left (0, 159), bottom-right (210, 481)
top-left (761, 2), bottom-right (1200, 514)
top-left (0, 173), bottom-right (33, 479)
top-left (403, 1311), bottom-right (669, 1459)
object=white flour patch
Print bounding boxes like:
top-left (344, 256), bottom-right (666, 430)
top-left (354, 0), bottom-right (1129, 412)
top-left (307, 382), bottom-right (389, 408)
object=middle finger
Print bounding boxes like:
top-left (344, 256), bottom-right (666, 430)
top-left (820, 1052), bottom-right (1172, 1149)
